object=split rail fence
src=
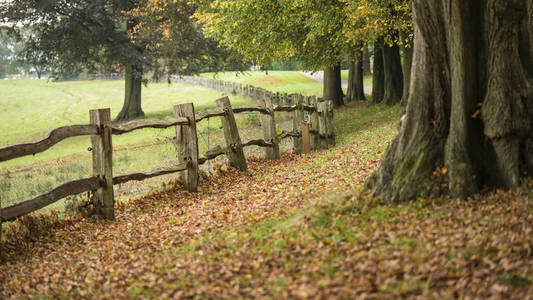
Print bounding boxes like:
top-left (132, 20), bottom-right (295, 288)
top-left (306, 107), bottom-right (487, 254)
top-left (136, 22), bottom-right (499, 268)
top-left (0, 88), bottom-right (334, 243)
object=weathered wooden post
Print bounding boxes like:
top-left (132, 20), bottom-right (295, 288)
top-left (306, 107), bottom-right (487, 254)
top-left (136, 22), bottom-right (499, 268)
top-left (317, 100), bottom-right (330, 150)
top-left (292, 95), bottom-right (304, 153)
top-left (216, 97), bottom-right (248, 171)
top-left (174, 103), bottom-right (199, 192)
top-left (302, 122), bottom-right (311, 154)
top-left (258, 96), bottom-right (280, 160)
top-left (90, 108), bottom-right (114, 220)
top-left (309, 96), bottom-right (320, 149)
top-left (304, 96), bottom-right (314, 149)
top-left (326, 100), bottom-right (335, 146)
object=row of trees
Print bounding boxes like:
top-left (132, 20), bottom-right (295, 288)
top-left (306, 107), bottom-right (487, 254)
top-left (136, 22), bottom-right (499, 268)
top-left (197, 0), bottom-right (533, 202)
top-left (196, 0), bottom-right (412, 106)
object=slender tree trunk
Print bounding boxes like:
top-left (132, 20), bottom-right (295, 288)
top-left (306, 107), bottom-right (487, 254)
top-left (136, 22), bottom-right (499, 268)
top-left (382, 38), bottom-right (403, 105)
top-left (346, 59), bottom-right (355, 102)
top-left (36, 67), bottom-right (42, 79)
top-left (400, 35), bottom-right (414, 105)
top-left (363, 46), bottom-right (371, 76)
top-left (366, 0), bottom-right (533, 203)
top-left (323, 64), bottom-right (344, 107)
top-left (115, 64), bottom-right (144, 122)
top-left (347, 49), bottom-right (366, 102)
top-left (372, 39), bottom-right (385, 104)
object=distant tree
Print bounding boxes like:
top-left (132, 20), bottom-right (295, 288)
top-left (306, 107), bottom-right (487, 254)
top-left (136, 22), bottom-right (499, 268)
top-left (0, 37), bottom-right (11, 78)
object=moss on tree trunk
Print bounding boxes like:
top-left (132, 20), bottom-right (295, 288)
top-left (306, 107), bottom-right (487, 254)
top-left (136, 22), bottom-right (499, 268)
top-left (366, 0), bottom-right (533, 203)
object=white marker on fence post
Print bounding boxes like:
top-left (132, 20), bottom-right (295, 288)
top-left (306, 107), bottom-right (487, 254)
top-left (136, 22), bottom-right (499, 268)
top-left (90, 108), bottom-right (115, 220)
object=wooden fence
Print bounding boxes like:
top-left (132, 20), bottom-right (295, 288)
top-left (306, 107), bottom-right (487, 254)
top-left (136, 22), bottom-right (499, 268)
top-left (87, 73), bottom-right (125, 80)
top-left (0, 90), bottom-right (334, 243)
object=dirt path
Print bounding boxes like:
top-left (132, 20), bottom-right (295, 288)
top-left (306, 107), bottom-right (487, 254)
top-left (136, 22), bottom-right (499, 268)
top-left (301, 71), bottom-right (373, 95)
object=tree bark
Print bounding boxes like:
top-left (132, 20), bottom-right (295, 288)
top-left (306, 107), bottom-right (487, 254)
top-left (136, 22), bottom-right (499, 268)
top-left (346, 49), bottom-right (366, 102)
top-left (372, 39), bottom-right (385, 104)
top-left (323, 64), bottom-right (344, 107)
top-left (366, 0), bottom-right (533, 203)
top-left (400, 35), bottom-right (414, 105)
top-left (115, 64), bottom-right (145, 122)
top-left (363, 46), bottom-right (371, 76)
top-left (382, 38), bottom-right (404, 105)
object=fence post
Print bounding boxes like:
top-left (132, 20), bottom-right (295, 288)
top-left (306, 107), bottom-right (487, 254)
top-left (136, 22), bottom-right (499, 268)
top-left (216, 97), bottom-right (248, 171)
top-left (302, 122), bottom-right (311, 154)
top-left (174, 103), bottom-right (199, 192)
top-left (90, 108), bottom-right (114, 220)
top-left (258, 96), bottom-right (280, 160)
top-left (292, 95), bottom-right (304, 153)
top-left (317, 100), bottom-right (330, 150)
top-left (326, 100), bottom-right (335, 146)
top-left (309, 96), bottom-right (320, 149)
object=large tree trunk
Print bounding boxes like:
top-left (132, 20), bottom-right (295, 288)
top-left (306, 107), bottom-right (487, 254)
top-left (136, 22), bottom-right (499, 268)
top-left (115, 64), bottom-right (144, 122)
top-left (323, 64), bottom-right (344, 107)
top-left (400, 34), bottom-right (414, 105)
top-left (382, 38), bottom-right (404, 105)
top-left (363, 46), bottom-right (372, 76)
top-left (372, 39), bottom-right (385, 104)
top-left (366, 0), bottom-right (533, 203)
top-left (346, 49), bottom-right (366, 102)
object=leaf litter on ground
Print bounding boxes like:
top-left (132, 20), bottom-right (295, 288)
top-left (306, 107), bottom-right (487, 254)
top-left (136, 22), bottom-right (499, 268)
top-left (0, 102), bottom-right (532, 299)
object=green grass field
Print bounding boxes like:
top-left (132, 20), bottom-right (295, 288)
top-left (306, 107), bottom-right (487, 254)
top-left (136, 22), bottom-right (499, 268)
top-left (340, 70), bottom-right (373, 87)
top-left (201, 71), bottom-right (324, 95)
top-left (0, 79), bottom-right (259, 165)
top-left (0, 72), bottom-right (324, 210)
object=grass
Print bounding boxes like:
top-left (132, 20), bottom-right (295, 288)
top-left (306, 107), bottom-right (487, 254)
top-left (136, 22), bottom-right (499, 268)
top-left (0, 79), bottom-right (257, 166)
top-left (340, 70), bottom-right (373, 87)
top-left (201, 70), bottom-right (323, 95)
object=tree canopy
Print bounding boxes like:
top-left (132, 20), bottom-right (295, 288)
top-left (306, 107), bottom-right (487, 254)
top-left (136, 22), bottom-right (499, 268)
top-left (0, 0), bottom-right (246, 121)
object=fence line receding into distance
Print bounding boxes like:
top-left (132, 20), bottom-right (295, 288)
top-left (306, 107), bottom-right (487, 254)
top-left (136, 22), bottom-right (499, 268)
top-left (0, 78), bottom-right (335, 245)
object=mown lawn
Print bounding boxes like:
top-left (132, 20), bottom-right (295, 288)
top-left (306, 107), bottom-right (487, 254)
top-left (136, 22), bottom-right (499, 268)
top-left (0, 79), bottom-right (256, 166)
top-left (201, 70), bottom-right (323, 95)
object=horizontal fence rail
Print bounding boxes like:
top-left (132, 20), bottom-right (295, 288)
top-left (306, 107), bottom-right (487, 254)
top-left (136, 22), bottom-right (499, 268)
top-left (111, 118), bottom-right (188, 135)
top-left (1, 177), bottom-right (102, 222)
top-left (113, 163), bottom-right (188, 185)
top-left (0, 125), bottom-right (99, 162)
top-left (0, 79), bottom-right (335, 248)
